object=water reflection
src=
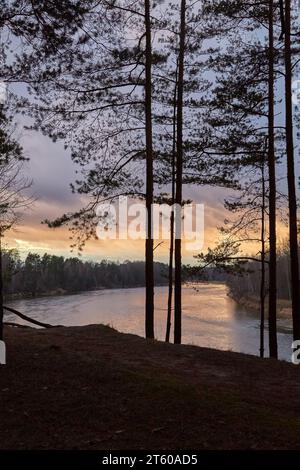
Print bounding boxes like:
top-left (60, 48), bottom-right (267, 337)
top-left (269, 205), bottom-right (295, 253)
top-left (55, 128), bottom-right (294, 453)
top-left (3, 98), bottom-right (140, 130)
top-left (6, 283), bottom-right (293, 361)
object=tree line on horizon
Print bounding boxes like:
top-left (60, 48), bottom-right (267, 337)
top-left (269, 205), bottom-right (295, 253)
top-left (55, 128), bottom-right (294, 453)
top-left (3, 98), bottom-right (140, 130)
top-left (1, 250), bottom-right (171, 297)
top-left (224, 246), bottom-right (300, 306)
top-left (1, 246), bottom-right (296, 309)
top-left (0, 1), bottom-right (300, 360)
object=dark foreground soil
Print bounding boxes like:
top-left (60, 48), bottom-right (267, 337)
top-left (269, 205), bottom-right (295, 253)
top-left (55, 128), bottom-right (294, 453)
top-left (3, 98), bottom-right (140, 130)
top-left (1, 324), bottom-right (300, 450)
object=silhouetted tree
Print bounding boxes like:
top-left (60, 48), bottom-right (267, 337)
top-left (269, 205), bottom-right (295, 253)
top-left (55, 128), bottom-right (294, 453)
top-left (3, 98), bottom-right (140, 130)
top-left (0, 106), bottom-right (31, 339)
top-left (173, 0), bottom-right (186, 345)
top-left (267, 0), bottom-right (278, 358)
top-left (144, 0), bottom-right (155, 339)
top-left (283, 0), bottom-right (300, 342)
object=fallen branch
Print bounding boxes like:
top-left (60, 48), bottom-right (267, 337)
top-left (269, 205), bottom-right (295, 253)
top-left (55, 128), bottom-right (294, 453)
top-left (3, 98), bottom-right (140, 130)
top-left (3, 306), bottom-right (60, 329)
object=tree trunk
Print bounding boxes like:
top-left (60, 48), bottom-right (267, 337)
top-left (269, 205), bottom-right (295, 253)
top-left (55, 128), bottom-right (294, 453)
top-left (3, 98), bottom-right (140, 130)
top-left (174, 0), bottom-right (186, 345)
top-left (144, 0), bottom-right (154, 339)
top-left (166, 68), bottom-right (178, 343)
top-left (260, 157), bottom-right (266, 358)
top-left (166, 210), bottom-right (174, 343)
top-left (284, 0), bottom-right (300, 341)
top-left (268, 0), bottom-right (278, 359)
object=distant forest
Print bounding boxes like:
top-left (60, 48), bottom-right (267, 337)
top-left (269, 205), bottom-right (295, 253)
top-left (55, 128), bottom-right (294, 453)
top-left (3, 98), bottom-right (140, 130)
top-left (2, 251), bottom-right (171, 298)
top-left (2, 248), bottom-right (294, 303)
top-left (225, 248), bottom-right (295, 303)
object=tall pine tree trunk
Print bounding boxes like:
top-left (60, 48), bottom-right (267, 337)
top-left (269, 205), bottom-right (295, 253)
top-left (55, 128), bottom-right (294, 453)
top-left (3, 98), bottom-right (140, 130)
top-left (268, 0), bottom-right (278, 358)
top-left (174, 0), bottom-right (186, 345)
top-left (145, 0), bottom-right (154, 339)
top-left (166, 211), bottom-right (174, 343)
top-left (166, 69), bottom-right (178, 343)
top-left (284, 0), bottom-right (300, 341)
top-left (260, 156), bottom-right (266, 358)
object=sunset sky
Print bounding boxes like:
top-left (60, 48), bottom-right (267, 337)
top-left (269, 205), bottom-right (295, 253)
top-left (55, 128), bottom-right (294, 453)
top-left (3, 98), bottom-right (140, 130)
top-left (3, 32), bottom-right (295, 266)
top-left (3, 125), bottom-right (241, 264)
top-left (3, 101), bottom-right (292, 264)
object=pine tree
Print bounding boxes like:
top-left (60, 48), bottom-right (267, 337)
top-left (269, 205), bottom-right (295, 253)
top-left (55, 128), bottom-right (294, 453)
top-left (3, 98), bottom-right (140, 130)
top-left (173, 0), bottom-right (186, 345)
top-left (15, 1), bottom-right (166, 338)
top-left (267, 0), bottom-right (278, 358)
top-left (144, 0), bottom-right (155, 339)
top-left (199, 0), bottom-right (283, 357)
top-left (283, 0), bottom-right (300, 342)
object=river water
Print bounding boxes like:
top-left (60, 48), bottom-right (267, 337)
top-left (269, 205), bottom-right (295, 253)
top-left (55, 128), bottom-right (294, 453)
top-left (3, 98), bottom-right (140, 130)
top-left (6, 283), bottom-right (293, 361)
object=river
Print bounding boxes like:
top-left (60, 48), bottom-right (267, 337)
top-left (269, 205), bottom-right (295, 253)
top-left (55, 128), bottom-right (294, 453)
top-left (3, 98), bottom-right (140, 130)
top-left (6, 283), bottom-right (293, 361)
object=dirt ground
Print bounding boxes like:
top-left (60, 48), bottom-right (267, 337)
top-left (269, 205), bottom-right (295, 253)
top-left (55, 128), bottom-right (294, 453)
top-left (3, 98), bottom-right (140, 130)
top-left (1, 324), bottom-right (300, 450)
